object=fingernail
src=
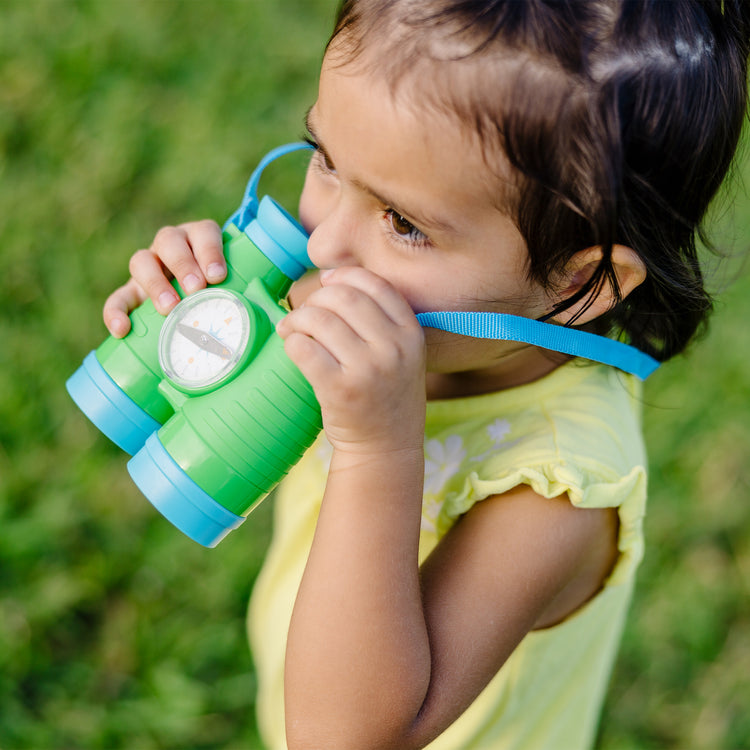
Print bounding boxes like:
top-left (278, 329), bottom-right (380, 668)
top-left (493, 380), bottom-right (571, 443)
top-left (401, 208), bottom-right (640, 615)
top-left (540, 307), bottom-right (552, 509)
top-left (319, 269), bottom-right (333, 280)
top-left (110, 318), bottom-right (127, 338)
top-left (207, 263), bottom-right (226, 282)
top-left (183, 273), bottom-right (201, 293)
top-left (158, 291), bottom-right (177, 310)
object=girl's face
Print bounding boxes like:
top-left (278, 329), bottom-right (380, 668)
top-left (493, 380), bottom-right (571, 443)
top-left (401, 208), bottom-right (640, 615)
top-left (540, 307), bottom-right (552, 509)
top-left (299, 52), bottom-right (559, 384)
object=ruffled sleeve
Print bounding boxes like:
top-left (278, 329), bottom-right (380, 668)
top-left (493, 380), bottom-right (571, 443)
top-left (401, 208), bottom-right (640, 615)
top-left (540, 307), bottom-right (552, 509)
top-left (422, 362), bottom-right (648, 587)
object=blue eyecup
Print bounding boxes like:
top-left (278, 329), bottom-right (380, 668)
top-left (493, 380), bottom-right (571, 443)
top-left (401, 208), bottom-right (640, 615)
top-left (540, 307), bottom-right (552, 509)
top-left (127, 433), bottom-right (246, 548)
top-left (245, 195), bottom-right (311, 280)
top-left (66, 351), bottom-right (161, 455)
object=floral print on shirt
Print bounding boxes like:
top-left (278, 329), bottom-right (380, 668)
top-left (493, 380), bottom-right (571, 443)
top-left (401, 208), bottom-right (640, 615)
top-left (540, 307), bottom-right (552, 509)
top-left (421, 418), bottom-right (515, 533)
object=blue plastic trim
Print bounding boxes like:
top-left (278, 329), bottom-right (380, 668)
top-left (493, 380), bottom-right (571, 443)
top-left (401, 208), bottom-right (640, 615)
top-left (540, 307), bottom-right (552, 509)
top-left (416, 311), bottom-right (660, 380)
top-left (66, 351), bottom-right (161, 455)
top-left (245, 196), bottom-right (311, 280)
top-left (127, 433), bottom-right (245, 548)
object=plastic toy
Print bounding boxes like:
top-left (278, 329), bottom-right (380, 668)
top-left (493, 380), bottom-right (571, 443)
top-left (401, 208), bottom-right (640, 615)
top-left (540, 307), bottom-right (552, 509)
top-left (67, 143), bottom-right (322, 547)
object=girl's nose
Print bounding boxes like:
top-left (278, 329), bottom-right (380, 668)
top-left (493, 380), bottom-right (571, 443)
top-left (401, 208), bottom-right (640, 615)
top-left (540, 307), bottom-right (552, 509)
top-left (306, 209), bottom-right (360, 270)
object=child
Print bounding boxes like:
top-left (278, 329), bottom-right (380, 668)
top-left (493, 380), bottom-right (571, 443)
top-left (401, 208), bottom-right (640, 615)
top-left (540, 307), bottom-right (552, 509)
top-left (102, 1), bottom-right (750, 748)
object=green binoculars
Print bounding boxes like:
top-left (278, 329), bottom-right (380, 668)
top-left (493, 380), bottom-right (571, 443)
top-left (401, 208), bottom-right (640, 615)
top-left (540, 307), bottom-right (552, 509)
top-left (66, 144), bottom-right (322, 547)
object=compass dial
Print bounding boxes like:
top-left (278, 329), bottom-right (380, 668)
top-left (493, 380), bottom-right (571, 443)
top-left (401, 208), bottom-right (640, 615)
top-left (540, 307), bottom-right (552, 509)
top-left (159, 288), bottom-right (252, 392)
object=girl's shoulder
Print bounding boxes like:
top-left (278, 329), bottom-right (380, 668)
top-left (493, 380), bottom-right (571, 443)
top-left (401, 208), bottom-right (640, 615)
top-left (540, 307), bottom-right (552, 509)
top-left (421, 362), bottom-right (648, 567)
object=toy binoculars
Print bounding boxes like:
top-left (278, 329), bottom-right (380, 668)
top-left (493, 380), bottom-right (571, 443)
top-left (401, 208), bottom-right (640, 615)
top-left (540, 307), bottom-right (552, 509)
top-left (66, 143), bottom-right (322, 547)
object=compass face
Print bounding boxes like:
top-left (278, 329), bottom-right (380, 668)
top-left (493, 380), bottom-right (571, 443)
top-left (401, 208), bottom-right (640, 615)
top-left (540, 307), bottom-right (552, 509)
top-left (159, 288), bottom-right (251, 392)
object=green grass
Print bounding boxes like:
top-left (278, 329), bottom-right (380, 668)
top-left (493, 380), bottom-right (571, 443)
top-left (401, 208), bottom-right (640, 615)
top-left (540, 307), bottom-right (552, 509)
top-left (1, 1), bottom-right (749, 748)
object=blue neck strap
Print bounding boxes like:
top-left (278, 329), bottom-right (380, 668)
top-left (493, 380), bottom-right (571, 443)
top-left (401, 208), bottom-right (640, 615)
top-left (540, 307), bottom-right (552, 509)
top-left (415, 311), bottom-right (660, 380)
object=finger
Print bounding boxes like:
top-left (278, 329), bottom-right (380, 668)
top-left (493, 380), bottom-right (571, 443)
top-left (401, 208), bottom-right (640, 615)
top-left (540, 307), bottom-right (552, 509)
top-left (309, 272), bottom-right (423, 353)
top-left (102, 278), bottom-right (146, 338)
top-left (277, 303), bottom-right (365, 367)
top-left (151, 225), bottom-right (207, 295)
top-left (128, 248), bottom-right (180, 314)
top-left (282, 329), bottom-right (343, 386)
top-left (288, 271), bottom-right (322, 310)
top-left (319, 267), bottom-right (418, 328)
top-left (297, 283), bottom-right (404, 349)
top-left (178, 219), bottom-right (227, 284)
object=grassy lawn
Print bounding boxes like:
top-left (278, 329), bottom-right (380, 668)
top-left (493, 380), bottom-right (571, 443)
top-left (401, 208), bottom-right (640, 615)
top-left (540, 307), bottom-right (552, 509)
top-left (1, 2), bottom-right (748, 748)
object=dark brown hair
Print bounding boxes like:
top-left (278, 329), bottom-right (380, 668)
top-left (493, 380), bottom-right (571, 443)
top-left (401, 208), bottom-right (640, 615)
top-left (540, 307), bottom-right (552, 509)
top-left (328, 0), bottom-right (750, 360)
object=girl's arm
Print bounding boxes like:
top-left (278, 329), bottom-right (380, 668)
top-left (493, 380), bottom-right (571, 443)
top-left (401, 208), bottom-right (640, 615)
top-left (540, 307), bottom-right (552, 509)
top-left (279, 267), bottom-right (618, 750)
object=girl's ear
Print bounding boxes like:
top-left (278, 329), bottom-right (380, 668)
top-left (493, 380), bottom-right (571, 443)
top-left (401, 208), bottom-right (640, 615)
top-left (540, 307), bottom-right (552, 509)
top-left (549, 245), bottom-right (646, 325)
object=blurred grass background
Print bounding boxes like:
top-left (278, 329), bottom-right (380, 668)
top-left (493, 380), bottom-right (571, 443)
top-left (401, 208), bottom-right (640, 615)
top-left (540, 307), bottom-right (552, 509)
top-left (0, 1), bottom-right (748, 748)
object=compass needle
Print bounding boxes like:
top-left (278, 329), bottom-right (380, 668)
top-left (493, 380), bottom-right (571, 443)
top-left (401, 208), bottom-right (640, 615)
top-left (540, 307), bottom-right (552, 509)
top-left (160, 288), bottom-right (252, 391)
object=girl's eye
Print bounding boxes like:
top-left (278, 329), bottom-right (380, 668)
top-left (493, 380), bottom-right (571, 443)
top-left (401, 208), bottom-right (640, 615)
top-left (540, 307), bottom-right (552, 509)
top-left (385, 209), bottom-right (428, 245)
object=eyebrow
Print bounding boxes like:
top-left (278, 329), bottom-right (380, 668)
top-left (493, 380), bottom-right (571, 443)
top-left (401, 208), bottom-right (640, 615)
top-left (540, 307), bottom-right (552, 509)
top-left (304, 110), bottom-right (458, 235)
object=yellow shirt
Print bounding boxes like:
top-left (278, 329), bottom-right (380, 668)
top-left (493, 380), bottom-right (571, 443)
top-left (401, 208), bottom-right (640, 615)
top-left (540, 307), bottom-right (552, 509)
top-left (249, 360), bottom-right (648, 749)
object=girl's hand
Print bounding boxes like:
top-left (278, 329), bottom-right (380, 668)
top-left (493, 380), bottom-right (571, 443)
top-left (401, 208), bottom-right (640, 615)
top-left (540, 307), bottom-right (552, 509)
top-left (276, 266), bottom-right (426, 455)
top-left (102, 219), bottom-right (227, 338)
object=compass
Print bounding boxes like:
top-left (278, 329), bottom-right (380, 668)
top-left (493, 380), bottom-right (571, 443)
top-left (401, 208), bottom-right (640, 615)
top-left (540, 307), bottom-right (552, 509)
top-left (159, 288), bottom-right (257, 393)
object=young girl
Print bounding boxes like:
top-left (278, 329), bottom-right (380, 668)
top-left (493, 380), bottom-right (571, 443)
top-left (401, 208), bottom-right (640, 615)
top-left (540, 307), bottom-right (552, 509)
top-left (102, 1), bottom-right (750, 748)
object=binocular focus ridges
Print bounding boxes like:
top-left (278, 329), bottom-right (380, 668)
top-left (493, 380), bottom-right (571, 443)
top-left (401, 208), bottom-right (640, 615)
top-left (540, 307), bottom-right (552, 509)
top-left (155, 343), bottom-right (323, 518)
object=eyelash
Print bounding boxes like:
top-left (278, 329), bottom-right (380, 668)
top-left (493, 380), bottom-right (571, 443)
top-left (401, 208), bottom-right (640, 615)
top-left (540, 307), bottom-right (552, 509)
top-left (304, 135), bottom-right (336, 175)
top-left (303, 133), bottom-right (431, 249)
top-left (383, 209), bottom-right (429, 248)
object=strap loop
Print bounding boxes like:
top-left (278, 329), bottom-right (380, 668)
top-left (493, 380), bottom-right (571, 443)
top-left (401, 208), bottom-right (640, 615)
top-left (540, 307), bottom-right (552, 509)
top-left (224, 142), bottom-right (314, 231)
